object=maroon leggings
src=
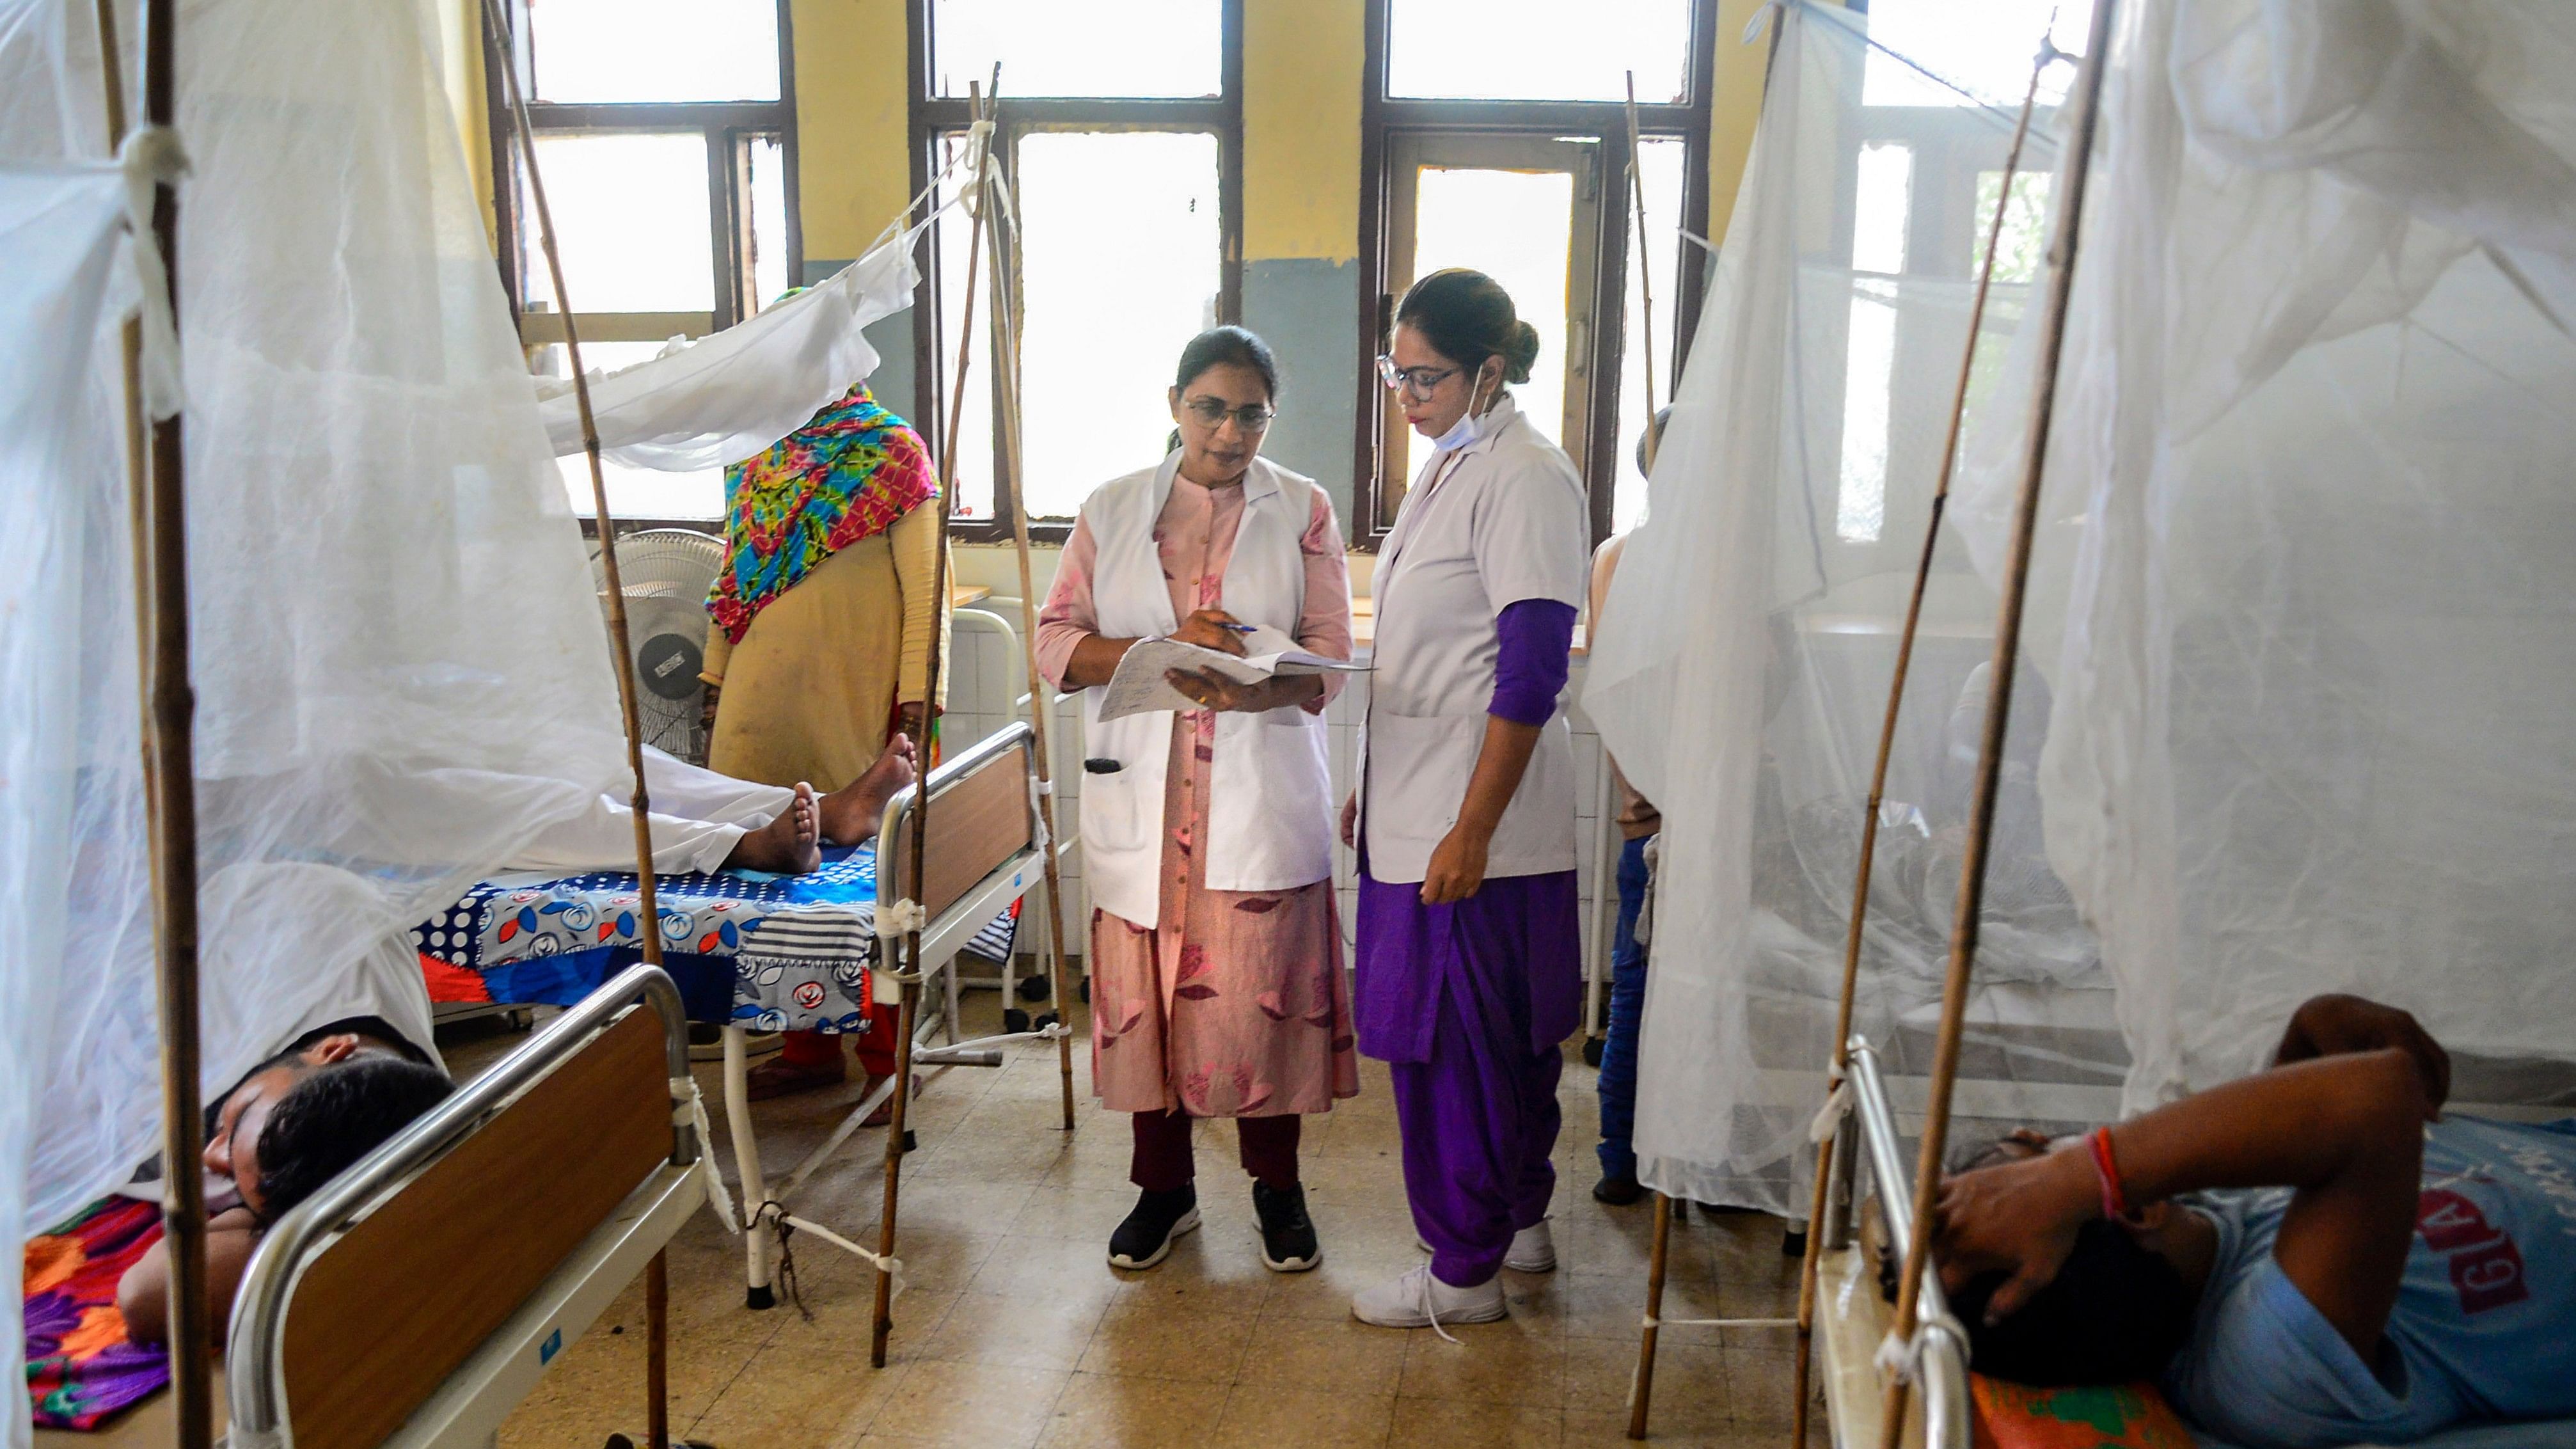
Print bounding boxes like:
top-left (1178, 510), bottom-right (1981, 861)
top-left (1131, 1110), bottom-right (1300, 1192)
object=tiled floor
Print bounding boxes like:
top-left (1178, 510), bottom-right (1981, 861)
top-left (474, 988), bottom-right (1828, 1448)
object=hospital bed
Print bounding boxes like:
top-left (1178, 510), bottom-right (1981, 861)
top-left (29, 965), bottom-right (704, 1449)
top-left (413, 721), bottom-right (1055, 1313)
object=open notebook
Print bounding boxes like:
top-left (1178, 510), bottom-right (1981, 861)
top-left (1096, 624), bottom-right (1365, 721)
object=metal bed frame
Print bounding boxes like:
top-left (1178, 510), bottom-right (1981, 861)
top-left (1810, 1033), bottom-right (1972, 1449)
top-left (717, 718), bottom-right (1055, 1309)
top-left (226, 965), bottom-right (702, 1449)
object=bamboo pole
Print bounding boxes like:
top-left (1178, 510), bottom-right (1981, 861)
top-left (1623, 72), bottom-right (1660, 468)
top-left (481, 0), bottom-right (665, 967)
top-left (645, 1251), bottom-right (670, 1449)
top-left (132, 1), bottom-right (215, 1440)
top-left (873, 90), bottom-right (994, 1367)
top-left (1788, 47), bottom-right (2051, 1449)
top-left (976, 100), bottom-right (1080, 1132)
top-left (1626, 1192), bottom-right (1674, 1440)
top-left (1877, 6), bottom-right (2116, 1445)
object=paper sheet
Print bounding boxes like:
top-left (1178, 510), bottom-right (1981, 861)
top-left (1095, 627), bottom-right (1365, 722)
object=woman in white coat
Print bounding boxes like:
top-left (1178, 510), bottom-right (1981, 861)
top-left (1345, 270), bottom-right (1591, 1329)
top-left (1036, 327), bottom-right (1359, 1274)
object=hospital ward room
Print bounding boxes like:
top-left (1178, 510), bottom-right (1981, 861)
top-left (9, 0), bottom-right (2576, 1446)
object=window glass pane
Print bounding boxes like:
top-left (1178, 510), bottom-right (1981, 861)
top-left (534, 342), bottom-right (727, 517)
top-left (748, 136), bottom-right (791, 310)
top-left (528, 0), bottom-right (780, 103)
top-left (1972, 170), bottom-right (2050, 287)
top-left (1863, 0), bottom-right (2091, 108)
top-left (1015, 132), bottom-right (1222, 516)
top-left (1837, 144), bottom-right (1913, 544)
top-left (1611, 136), bottom-right (1687, 535)
top-left (1393, 166), bottom-right (1575, 494)
top-left (523, 133), bottom-right (715, 313)
top-left (1389, 0), bottom-right (1691, 103)
top-left (931, 0), bottom-right (1220, 99)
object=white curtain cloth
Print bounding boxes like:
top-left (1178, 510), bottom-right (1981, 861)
top-left (2, 2), bottom-right (633, 1434)
top-left (533, 228), bottom-right (924, 469)
top-left (1586, 2), bottom-right (2099, 1212)
top-left (1958, 0), bottom-right (2576, 1108)
top-left (1586, 0), bottom-right (2576, 1214)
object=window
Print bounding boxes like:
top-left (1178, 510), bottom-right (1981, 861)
top-left (1359, 0), bottom-right (1719, 546)
top-left (488, 0), bottom-right (801, 519)
top-left (912, 0), bottom-right (1242, 540)
top-left (1821, 0), bottom-right (2076, 557)
top-left (1388, 0), bottom-right (1693, 103)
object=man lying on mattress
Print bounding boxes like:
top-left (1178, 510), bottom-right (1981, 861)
top-left (115, 740), bottom-right (922, 1343)
top-left (1936, 993), bottom-right (2575, 1446)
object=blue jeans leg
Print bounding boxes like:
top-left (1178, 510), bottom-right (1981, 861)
top-left (1596, 835), bottom-right (1651, 1181)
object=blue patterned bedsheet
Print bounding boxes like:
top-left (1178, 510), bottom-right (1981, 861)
top-left (413, 844), bottom-right (1018, 1033)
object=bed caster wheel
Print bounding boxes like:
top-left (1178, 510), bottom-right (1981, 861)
top-left (604, 1436), bottom-right (717, 1448)
top-left (1015, 974), bottom-right (1052, 1001)
top-left (903, 1129), bottom-right (919, 1153)
top-left (1079, 976), bottom-right (1091, 1003)
top-left (1032, 1011), bottom-right (1061, 1033)
top-left (1003, 1007), bottom-right (1032, 1034)
top-left (1581, 1036), bottom-right (1605, 1067)
top-left (745, 1284), bottom-right (775, 1311)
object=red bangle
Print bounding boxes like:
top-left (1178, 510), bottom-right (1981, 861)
top-left (2087, 1127), bottom-right (2132, 1223)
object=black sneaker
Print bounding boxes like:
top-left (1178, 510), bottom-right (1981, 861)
top-left (1592, 1171), bottom-right (1646, 1206)
top-left (1251, 1182), bottom-right (1320, 1272)
top-left (1107, 1185), bottom-right (1199, 1271)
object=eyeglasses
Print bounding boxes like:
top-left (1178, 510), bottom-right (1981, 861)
top-left (1181, 395), bottom-right (1275, 432)
top-left (1377, 355), bottom-right (1460, 401)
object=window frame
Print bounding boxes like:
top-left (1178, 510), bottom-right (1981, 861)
top-left (906, 0), bottom-right (1246, 546)
top-left (1354, 0), bottom-right (1719, 550)
top-left (485, 0), bottom-right (804, 397)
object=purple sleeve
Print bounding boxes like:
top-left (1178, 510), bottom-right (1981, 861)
top-left (1489, 598), bottom-right (1576, 725)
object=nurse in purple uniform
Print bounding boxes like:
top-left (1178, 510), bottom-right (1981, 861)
top-left (1344, 269), bottom-right (1591, 1329)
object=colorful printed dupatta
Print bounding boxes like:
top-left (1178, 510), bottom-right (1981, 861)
top-left (23, 1198), bottom-right (169, 1430)
top-left (707, 383), bottom-right (938, 645)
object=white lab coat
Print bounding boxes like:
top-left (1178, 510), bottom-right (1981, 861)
top-left (1075, 454), bottom-right (1341, 926)
top-left (1361, 395), bottom-right (1589, 883)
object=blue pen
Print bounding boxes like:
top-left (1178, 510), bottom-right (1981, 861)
top-left (1220, 623), bottom-right (1256, 633)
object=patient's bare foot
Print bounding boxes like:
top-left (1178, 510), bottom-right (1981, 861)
top-left (821, 736), bottom-right (919, 846)
top-left (725, 783), bottom-right (822, 875)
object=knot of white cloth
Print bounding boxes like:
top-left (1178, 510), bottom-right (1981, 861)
top-left (876, 899), bottom-right (928, 940)
top-left (117, 125), bottom-right (190, 420)
top-left (1875, 1326), bottom-right (1926, 1384)
top-left (1808, 1073), bottom-right (1854, 1145)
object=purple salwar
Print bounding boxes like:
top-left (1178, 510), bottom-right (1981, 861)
top-left (1355, 864), bottom-right (1581, 1287)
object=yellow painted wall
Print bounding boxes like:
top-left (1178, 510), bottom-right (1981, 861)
top-left (1707, 0), bottom-right (1773, 248)
top-left (791, 0), bottom-right (914, 262)
top-left (1242, 0), bottom-right (1363, 263)
top-left (430, 0), bottom-right (492, 244)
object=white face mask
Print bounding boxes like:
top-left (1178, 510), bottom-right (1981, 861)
top-left (1430, 367), bottom-right (1499, 452)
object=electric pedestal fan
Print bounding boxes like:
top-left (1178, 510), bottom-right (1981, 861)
top-left (590, 528), bottom-right (726, 765)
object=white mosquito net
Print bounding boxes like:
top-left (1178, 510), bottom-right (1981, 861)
top-left (532, 220), bottom-right (929, 469)
top-left (1586, 0), bottom-right (2576, 1215)
top-left (3, 0), bottom-right (633, 1429)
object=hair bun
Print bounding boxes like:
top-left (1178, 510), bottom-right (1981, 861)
top-left (1503, 321), bottom-right (1540, 384)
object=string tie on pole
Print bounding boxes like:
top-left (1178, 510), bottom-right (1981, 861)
top-left (1807, 1075), bottom-right (1854, 1145)
top-left (876, 899), bottom-right (928, 942)
top-left (118, 125), bottom-right (189, 420)
top-left (1876, 1325), bottom-right (1928, 1384)
top-left (672, 1080), bottom-right (741, 1231)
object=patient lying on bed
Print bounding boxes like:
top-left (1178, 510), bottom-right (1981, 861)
top-left (508, 736), bottom-right (915, 877)
top-left (1936, 994), bottom-right (2576, 1446)
top-left (115, 1022), bottom-right (454, 1345)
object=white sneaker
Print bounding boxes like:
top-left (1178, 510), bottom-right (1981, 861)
top-left (1409, 1221), bottom-right (1556, 1272)
top-left (1505, 1220), bottom-right (1556, 1272)
top-left (1351, 1264), bottom-right (1507, 1332)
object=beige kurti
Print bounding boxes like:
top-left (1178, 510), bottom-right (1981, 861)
top-left (700, 502), bottom-right (948, 792)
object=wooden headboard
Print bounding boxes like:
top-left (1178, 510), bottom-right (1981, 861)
top-left (878, 722), bottom-right (1038, 923)
top-left (228, 968), bottom-right (691, 1449)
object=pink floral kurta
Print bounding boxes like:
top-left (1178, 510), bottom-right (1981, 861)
top-left (1036, 471), bottom-right (1360, 1116)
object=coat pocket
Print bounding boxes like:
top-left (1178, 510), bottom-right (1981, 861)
top-left (1359, 709), bottom-right (1488, 880)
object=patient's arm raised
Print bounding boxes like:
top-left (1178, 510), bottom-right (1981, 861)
top-left (1936, 1047), bottom-right (2428, 1358)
